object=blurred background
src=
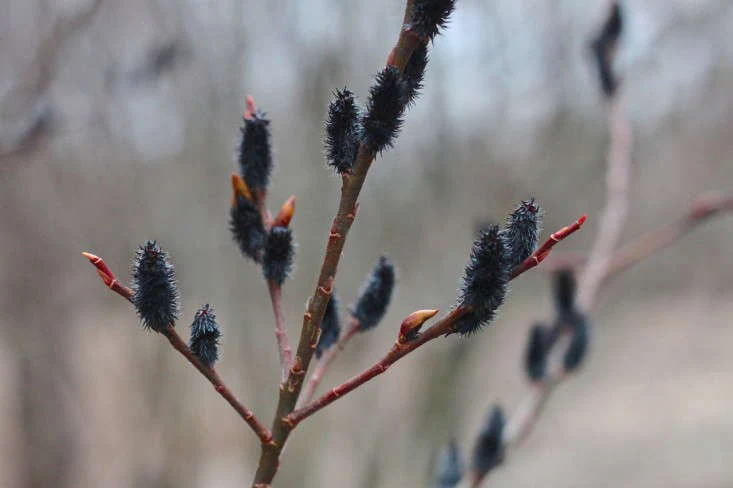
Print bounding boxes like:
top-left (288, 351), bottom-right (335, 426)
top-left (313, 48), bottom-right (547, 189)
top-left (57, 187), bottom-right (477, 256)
top-left (1, 0), bottom-right (733, 486)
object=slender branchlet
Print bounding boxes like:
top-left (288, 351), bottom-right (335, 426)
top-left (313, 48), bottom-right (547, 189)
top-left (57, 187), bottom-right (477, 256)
top-left (352, 256), bottom-right (396, 331)
top-left (238, 109), bottom-right (273, 190)
top-left (433, 440), bottom-right (464, 488)
top-left (472, 405), bottom-right (505, 479)
top-left (591, 1), bottom-right (623, 98)
top-left (455, 225), bottom-right (510, 335)
top-left (553, 268), bottom-right (577, 315)
top-left (500, 198), bottom-right (543, 269)
top-left (361, 66), bottom-right (407, 154)
top-left (316, 290), bottom-right (341, 359)
top-left (230, 194), bottom-right (267, 262)
top-left (189, 304), bottom-right (221, 367)
top-left (131, 240), bottom-right (179, 332)
top-left (263, 226), bottom-right (295, 286)
top-left (524, 323), bottom-right (550, 382)
top-left (402, 42), bottom-right (429, 106)
top-left (325, 89), bottom-right (361, 174)
top-left (563, 312), bottom-right (590, 372)
top-left (408, 0), bottom-right (456, 41)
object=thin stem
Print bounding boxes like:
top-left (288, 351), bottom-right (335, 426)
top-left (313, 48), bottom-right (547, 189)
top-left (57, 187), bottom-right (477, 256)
top-left (82, 252), bottom-right (272, 444)
top-left (298, 318), bottom-right (361, 408)
top-left (268, 281), bottom-right (292, 382)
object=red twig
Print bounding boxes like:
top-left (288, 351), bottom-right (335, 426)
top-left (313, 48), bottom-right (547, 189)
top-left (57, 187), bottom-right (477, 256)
top-left (268, 281), bottom-right (293, 383)
top-left (82, 252), bottom-right (273, 444)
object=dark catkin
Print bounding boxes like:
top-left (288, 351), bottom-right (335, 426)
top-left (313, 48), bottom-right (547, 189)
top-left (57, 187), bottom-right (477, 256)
top-left (472, 405), bottom-right (505, 478)
top-left (563, 312), bottom-right (589, 372)
top-left (591, 2), bottom-right (623, 98)
top-left (189, 304), bottom-right (221, 367)
top-left (238, 110), bottom-right (273, 190)
top-left (230, 194), bottom-right (267, 262)
top-left (316, 292), bottom-right (341, 359)
top-left (325, 89), bottom-right (361, 174)
top-left (131, 240), bottom-right (179, 333)
top-left (455, 225), bottom-right (510, 335)
top-left (553, 269), bottom-right (577, 315)
top-left (433, 440), bottom-right (464, 488)
top-left (361, 66), bottom-right (407, 154)
top-left (402, 43), bottom-right (429, 106)
top-left (352, 256), bottom-right (395, 331)
top-left (409, 0), bottom-right (456, 41)
top-left (525, 323), bottom-right (550, 382)
top-left (500, 198), bottom-right (542, 270)
top-left (263, 226), bottom-right (294, 286)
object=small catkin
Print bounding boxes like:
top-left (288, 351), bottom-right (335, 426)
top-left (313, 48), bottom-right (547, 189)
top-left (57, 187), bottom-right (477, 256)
top-left (230, 194), bottom-right (267, 262)
top-left (237, 111), bottom-right (273, 190)
top-left (455, 225), bottom-right (510, 335)
top-left (472, 405), bottom-right (505, 478)
top-left (131, 240), bottom-right (179, 333)
top-left (361, 66), bottom-right (407, 154)
top-left (402, 43), bottom-right (429, 106)
top-left (433, 440), bottom-right (464, 488)
top-left (500, 198), bottom-right (542, 270)
top-left (525, 323), bottom-right (550, 382)
top-left (352, 256), bottom-right (395, 331)
top-left (189, 304), bottom-right (221, 367)
top-left (591, 2), bottom-right (623, 98)
top-left (316, 292), bottom-right (341, 359)
top-left (409, 0), bottom-right (456, 41)
top-left (325, 89), bottom-right (361, 174)
top-left (563, 311), bottom-right (590, 372)
top-left (553, 269), bottom-right (577, 315)
top-left (263, 226), bottom-right (295, 286)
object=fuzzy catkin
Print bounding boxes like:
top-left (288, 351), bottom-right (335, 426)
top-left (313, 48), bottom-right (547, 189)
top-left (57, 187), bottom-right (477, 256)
top-left (189, 304), bottom-right (221, 367)
top-left (131, 240), bottom-right (179, 333)
top-left (325, 89), bottom-right (361, 173)
top-left (238, 111), bottom-right (273, 190)
top-left (352, 256), bottom-right (395, 330)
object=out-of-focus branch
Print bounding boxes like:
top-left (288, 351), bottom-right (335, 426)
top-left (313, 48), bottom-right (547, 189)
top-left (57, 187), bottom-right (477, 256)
top-left (82, 252), bottom-right (272, 444)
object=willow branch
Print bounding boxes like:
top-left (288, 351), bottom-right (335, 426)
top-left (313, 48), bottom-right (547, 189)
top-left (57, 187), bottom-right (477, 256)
top-left (82, 252), bottom-right (272, 444)
top-left (298, 318), bottom-right (361, 408)
top-left (268, 281), bottom-right (293, 383)
top-left (285, 216), bottom-right (585, 427)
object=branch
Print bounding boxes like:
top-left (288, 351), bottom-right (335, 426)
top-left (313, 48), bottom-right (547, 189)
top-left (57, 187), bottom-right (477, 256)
top-left (297, 318), bottom-right (361, 408)
top-left (81, 252), bottom-right (272, 445)
top-left (284, 216), bottom-right (585, 427)
top-left (268, 281), bottom-right (293, 383)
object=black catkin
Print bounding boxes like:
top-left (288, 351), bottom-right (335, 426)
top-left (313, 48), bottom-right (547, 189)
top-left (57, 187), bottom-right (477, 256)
top-left (230, 195), bottom-right (267, 262)
top-left (263, 226), bottom-right (294, 286)
top-left (238, 110), bottom-right (273, 190)
top-left (472, 405), bottom-right (505, 478)
top-left (361, 66), bottom-right (407, 154)
top-left (131, 240), bottom-right (179, 332)
top-left (325, 89), bottom-right (361, 174)
top-left (525, 323), bottom-right (550, 382)
top-left (409, 0), bottom-right (456, 41)
top-left (563, 312), bottom-right (590, 372)
top-left (455, 225), bottom-right (510, 335)
top-left (316, 292), bottom-right (341, 359)
top-left (553, 269), bottom-right (577, 315)
top-left (402, 43), bottom-right (429, 106)
top-left (500, 198), bottom-right (542, 270)
top-left (352, 256), bottom-right (395, 331)
top-left (591, 2), bottom-right (623, 98)
top-left (433, 440), bottom-right (464, 488)
top-left (189, 304), bottom-right (221, 367)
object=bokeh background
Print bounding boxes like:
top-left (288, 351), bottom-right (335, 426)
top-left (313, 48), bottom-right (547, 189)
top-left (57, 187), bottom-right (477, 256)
top-left (2, 0), bottom-right (733, 487)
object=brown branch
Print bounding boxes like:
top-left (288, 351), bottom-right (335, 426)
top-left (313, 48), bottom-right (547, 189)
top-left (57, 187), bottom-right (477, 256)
top-left (297, 318), bottom-right (361, 408)
top-left (251, 6), bottom-right (422, 485)
top-left (268, 281), bottom-right (293, 383)
top-left (284, 216), bottom-right (585, 427)
top-left (82, 252), bottom-right (272, 444)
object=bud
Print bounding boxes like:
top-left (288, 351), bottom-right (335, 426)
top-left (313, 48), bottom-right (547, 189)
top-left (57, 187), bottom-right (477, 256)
top-left (402, 43), bottom-right (429, 106)
top-left (524, 323), bottom-right (550, 382)
top-left (272, 196), bottom-right (295, 228)
top-left (591, 2), bottom-right (623, 98)
top-left (564, 311), bottom-right (589, 372)
top-left (131, 241), bottom-right (179, 332)
top-left (230, 194), bottom-right (267, 262)
top-left (231, 173), bottom-right (254, 205)
top-left (408, 0), bottom-right (456, 41)
top-left (361, 66), bottom-right (407, 154)
top-left (352, 256), bottom-right (395, 330)
top-left (325, 89), bottom-right (361, 174)
top-left (316, 291), bottom-right (341, 359)
top-left (472, 405), bottom-right (505, 478)
top-left (433, 440), bottom-right (464, 488)
top-left (552, 269), bottom-right (577, 315)
top-left (189, 304), bottom-right (221, 367)
top-left (263, 226), bottom-right (295, 286)
top-left (238, 106), bottom-right (273, 190)
top-left (399, 309), bottom-right (439, 343)
top-left (500, 198), bottom-right (542, 269)
top-left (455, 226), bottom-right (510, 335)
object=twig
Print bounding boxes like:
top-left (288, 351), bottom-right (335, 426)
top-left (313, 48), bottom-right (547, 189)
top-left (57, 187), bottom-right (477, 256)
top-left (285, 216), bottom-right (585, 427)
top-left (268, 281), bottom-right (293, 383)
top-left (82, 252), bottom-right (272, 444)
top-left (298, 318), bottom-right (361, 408)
